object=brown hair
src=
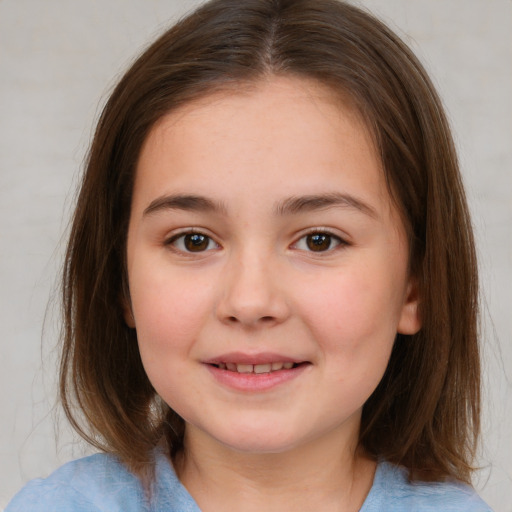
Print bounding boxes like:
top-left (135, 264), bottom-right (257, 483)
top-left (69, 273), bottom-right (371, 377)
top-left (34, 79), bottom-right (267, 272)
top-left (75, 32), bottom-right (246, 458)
top-left (60, 0), bottom-right (480, 484)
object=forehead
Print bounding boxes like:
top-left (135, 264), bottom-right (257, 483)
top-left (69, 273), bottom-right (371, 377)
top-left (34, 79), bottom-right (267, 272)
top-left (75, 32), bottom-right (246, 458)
top-left (132, 75), bottom-right (390, 217)
top-left (151, 77), bottom-right (371, 146)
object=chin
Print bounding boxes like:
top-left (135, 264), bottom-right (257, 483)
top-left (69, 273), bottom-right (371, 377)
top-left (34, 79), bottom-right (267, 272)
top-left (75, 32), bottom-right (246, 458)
top-left (212, 425), bottom-right (309, 456)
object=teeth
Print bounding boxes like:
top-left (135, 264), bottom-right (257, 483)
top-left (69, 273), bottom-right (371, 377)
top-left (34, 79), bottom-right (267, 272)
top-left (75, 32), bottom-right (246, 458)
top-left (216, 362), bottom-right (297, 373)
top-left (254, 363), bottom-right (272, 374)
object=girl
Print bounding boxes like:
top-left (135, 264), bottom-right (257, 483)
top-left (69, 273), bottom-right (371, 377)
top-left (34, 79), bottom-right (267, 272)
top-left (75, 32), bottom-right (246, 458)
top-left (7, 0), bottom-right (492, 510)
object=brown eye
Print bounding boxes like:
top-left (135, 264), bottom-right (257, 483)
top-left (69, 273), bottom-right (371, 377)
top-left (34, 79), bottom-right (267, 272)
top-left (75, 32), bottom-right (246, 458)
top-left (169, 232), bottom-right (218, 253)
top-left (306, 233), bottom-right (333, 251)
top-left (294, 231), bottom-right (344, 253)
top-left (184, 233), bottom-right (209, 251)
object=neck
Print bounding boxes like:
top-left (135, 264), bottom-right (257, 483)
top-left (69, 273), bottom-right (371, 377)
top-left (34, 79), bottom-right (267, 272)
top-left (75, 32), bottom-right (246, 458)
top-left (175, 426), bottom-right (376, 512)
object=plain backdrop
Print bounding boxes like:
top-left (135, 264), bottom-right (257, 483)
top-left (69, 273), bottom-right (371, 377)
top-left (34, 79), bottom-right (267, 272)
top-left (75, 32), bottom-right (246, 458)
top-left (0, 0), bottom-right (510, 510)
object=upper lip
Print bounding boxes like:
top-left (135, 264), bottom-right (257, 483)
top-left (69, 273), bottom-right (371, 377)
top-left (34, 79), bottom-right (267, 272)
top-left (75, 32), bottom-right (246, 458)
top-left (203, 352), bottom-right (306, 365)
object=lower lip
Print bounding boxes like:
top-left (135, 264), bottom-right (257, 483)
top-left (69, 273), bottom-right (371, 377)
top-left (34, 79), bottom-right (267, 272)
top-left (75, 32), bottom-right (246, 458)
top-left (205, 363), bottom-right (310, 392)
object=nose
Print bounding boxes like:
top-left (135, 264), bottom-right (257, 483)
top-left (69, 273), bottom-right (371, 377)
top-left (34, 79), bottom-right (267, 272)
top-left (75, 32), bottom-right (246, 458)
top-left (215, 251), bottom-right (290, 328)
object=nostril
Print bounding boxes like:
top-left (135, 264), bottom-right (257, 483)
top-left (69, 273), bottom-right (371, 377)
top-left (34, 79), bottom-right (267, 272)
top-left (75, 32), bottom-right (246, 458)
top-left (226, 315), bottom-right (275, 324)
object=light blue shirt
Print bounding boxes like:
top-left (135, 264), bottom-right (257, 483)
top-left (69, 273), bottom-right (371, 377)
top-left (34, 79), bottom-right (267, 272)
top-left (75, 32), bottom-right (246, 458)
top-left (6, 450), bottom-right (492, 511)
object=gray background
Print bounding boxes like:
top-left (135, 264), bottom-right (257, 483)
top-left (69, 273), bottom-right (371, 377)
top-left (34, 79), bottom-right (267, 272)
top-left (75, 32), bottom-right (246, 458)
top-left (0, 0), bottom-right (510, 510)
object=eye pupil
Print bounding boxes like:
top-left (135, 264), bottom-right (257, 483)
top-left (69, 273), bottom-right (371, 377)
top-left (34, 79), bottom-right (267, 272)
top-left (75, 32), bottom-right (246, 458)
top-left (307, 233), bottom-right (331, 251)
top-left (184, 233), bottom-right (209, 252)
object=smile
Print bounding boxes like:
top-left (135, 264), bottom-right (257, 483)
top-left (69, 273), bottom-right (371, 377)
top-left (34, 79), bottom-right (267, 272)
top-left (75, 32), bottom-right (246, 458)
top-left (212, 362), bottom-right (298, 374)
top-left (204, 353), bottom-right (311, 391)
top-left (205, 360), bottom-right (310, 392)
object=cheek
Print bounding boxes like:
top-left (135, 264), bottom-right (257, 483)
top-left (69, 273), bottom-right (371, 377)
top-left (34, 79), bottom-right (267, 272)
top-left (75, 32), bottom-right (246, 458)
top-left (129, 266), bottom-right (215, 412)
top-left (296, 267), bottom-right (402, 410)
top-left (296, 259), bottom-right (405, 357)
top-left (129, 264), bottom-right (215, 360)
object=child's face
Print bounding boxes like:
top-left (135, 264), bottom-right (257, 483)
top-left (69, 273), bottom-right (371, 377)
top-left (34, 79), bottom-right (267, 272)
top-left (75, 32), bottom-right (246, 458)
top-left (125, 77), bottom-right (420, 457)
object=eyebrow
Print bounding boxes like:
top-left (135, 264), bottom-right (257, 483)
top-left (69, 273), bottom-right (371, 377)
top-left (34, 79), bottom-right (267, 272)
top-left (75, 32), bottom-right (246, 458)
top-left (274, 192), bottom-right (378, 218)
top-left (143, 194), bottom-right (227, 216)
top-left (143, 192), bottom-right (377, 219)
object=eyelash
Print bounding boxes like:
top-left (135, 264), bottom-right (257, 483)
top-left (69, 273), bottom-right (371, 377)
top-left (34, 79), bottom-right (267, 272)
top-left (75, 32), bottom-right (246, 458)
top-left (165, 231), bottom-right (220, 254)
top-left (292, 229), bottom-right (347, 253)
top-left (166, 228), bottom-right (348, 255)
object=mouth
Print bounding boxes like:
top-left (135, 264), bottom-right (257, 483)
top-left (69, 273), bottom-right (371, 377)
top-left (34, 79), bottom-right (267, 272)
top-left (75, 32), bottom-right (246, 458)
top-left (209, 361), bottom-right (305, 374)
top-left (204, 355), bottom-right (311, 391)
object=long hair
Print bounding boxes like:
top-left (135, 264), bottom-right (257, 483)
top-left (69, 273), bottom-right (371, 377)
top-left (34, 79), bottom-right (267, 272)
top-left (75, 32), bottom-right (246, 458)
top-left (60, 0), bottom-right (480, 483)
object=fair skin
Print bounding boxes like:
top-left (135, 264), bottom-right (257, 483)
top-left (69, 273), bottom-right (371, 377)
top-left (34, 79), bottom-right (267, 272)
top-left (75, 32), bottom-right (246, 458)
top-left (125, 76), bottom-right (420, 511)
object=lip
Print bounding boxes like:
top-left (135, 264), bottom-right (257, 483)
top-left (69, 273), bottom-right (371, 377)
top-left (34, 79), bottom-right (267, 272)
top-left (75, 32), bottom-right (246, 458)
top-left (203, 351), bottom-right (303, 365)
top-left (203, 352), bottom-right (311, 392)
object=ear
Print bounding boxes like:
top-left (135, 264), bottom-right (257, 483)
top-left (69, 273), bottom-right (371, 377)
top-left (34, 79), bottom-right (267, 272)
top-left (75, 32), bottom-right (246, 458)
top-left (123, 304), bottom-right (136, 328)
top-left (120, 289), bottom-right (136, 328)
top-left (397, 277), bottom-right (421, 335)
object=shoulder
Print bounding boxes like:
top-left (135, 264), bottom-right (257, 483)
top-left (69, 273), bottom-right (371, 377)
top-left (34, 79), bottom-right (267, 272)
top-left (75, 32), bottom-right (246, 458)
top-left (362, 461), bottom-right (493, 512)
top-left (5, 453), bottom-right (147, 512)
